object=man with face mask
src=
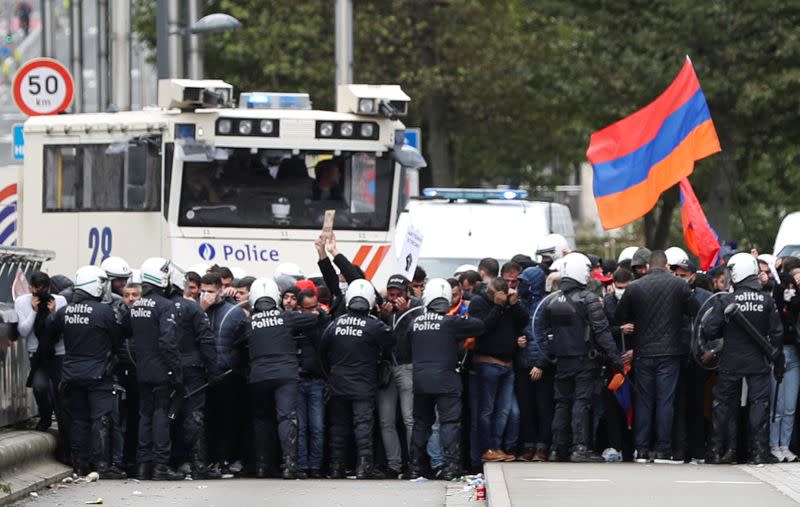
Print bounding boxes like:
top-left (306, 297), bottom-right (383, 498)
top-left (771, 263), bottom-right (800, 461)
top-left (199, 272), bottom-right (248, 476)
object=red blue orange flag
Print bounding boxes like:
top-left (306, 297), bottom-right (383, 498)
top-left (586, 57), bottom-right (722, 230)
top-left (679, 177), bottom-right (720, 270)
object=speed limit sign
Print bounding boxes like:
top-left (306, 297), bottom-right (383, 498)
top-left (12, 58), bottom-right (74, 116)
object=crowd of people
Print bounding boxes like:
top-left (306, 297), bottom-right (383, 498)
top-left (13, 231), bottom-right (800, 481)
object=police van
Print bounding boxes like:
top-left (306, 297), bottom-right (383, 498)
top-left (774, 211), bottom-right (800, 258)
top-left (14, 78), bottom-right (424, 283)
top-left (395, 188), bottom-right (575, 277)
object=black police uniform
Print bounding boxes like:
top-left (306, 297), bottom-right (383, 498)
top-left (539, 278), bottom-right (622, 461)
top-left (703, 277), bottom-right (783, 464)
top-left (320, 311), bottom-right (394, 478)
top-left (42, 290), bottom-right (121, 475)
top-left (245, 306), bottom-right (318, 479)
top-left (127, 284), bottom-right (182, 479)
top-left (408, 310), bottom-right (484, 479)
top-left (170, 292), bottom-right (219, 478)
top-left (108, 292), bottom-right (138, 473)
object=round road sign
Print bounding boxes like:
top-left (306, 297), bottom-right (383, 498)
top-left (12, 58), bottom-right (74, 116)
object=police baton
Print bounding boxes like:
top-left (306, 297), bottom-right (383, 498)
top-left (723, 304), bottom-right (780, 362)
top-left (167, 369), bottom-right (233, 420)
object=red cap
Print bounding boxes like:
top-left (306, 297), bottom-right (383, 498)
top-left (592, 268), bottom-right (612, 284)
top-left (294, 279), bottom-right (318, 296)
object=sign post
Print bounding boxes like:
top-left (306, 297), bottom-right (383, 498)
top-left (12, 58), bottom-right (75, 116)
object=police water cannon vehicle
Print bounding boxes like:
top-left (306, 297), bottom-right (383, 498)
top-left (13, 78), bottom-right (425, 285)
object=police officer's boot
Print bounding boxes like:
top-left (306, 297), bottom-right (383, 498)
top-left (97, 417), bottom-right (127, 479)
top-left (720, 448), bottom-right (737, 464)
top-left (254, 457), bottom-right (270, 479)
top-left (136, 462), bottom-right (152, 480)
top-left (151, 463), bottom-right (185, 481)
top-left (707, 399), bottom-right (727, 464)
top-left (327, 460), bottom-right (346, 479)
top-left (192, 439), bottom-right (221, 480)
top-left (569, 445), bottom-right (605, 463)
top-left (356, 455), bottom-right (382, 480)
top-left (282, 455), bottom-right (299, 480)
top-left (548, 447), bottom-right (568, 462)
top-left (749, 399), bottom-right (778, 464)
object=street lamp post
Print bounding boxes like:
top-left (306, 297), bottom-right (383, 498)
top-left (156, 1), bottom-right (241, 80)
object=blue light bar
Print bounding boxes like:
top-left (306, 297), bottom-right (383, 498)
top-left (422, 188), bottom-right (529, 201)
top-left (239, 92), bottom-right (312, 110)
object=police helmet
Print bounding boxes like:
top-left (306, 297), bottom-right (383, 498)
top-left (100, 256), bottom-right (132, 279)
top-left (274, 262), bottom-right (304, 281)
top-left (727, 252), bottom-right (759, 284)
top-left (168, 262), bottom-right (187, 291)
top-left (74, 265), bottom-right (108, 298)
top-left (617, 246), bottom-right (639, 264)
top-left (141, 257), bottom-right (171, 288)
top-left (249, 277), bottom-right (281, 310)
top-left (535, 234), bottom-right (569, 261)
top-left (561, 252), bottom-right (593, 286)
top-left (423, 278), bottom-right (451, 313)
top-left (345, 279), bottom-right (376, 312)
top-left (665, 246), bottom-right (690, 269)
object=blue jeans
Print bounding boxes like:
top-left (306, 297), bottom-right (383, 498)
top-left (427, 410), bottom-right (444, 470)
top-left (503, 394), bottom-right (520, 452)
top-left (771, 346), bottom-right (800, 448)
top-left (633, 356), bottom-right (680, 455)
top-left (475, 362), bottom-right (515, 454)
top-left (297, 378), bottom-right (325, 471)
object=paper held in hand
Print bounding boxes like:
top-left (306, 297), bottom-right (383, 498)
top-left (322, 209), bottom-right (336, 239)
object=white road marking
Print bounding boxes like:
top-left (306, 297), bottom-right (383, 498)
top-left (675, 480), bottom-right (762, 485)
top-left (523, 478), bottom-right (611, 483)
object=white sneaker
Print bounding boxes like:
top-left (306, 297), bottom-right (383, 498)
top-left (782, 446), bottom-right (798, 463)
top-left (771, 447), bottom-right (787, 463)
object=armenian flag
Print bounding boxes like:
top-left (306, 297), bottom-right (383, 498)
top-left (587, 57), bottom-right (721, 230)
top-left (679, 177), bottom-right (720, 270)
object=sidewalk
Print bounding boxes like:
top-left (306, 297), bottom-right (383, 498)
top-left (0, 429), bottom-right (71, 506)
top-left (484, 462), bottom-right (800, 506)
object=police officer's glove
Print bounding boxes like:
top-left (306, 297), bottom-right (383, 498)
top-left (493, 291), bottom-right (507, 306)
top-left (774, 352), bottom-right (787, 383)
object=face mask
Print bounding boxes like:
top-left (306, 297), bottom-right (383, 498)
top-left (614, 288), bottom-right (625, 300)
top-left (339, 282), bottom-right (349, 294)
top-left (785, 289), bottom-right (796, 302)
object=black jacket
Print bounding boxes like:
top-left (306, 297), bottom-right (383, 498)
top-left (703, 279), bottom-right (784, 374)
top-left (43, 291), bottom-right (121, 383)
top-left (297, 309), bottom-right (331, 379)
top-left (320, 311), bottom-right (394, 398)
top-left (127, 285), bottom-right (181, 384)
top-left (245, 308), bottom-right (318, 384)
top-left (468, 291), bottom-right (528, 362)
top-left (318, 254), bottom-right (365, 317)
top-left (382, 298), bottom-right (424, 365)
top-left (540, 279), bottom-right (621, 370)
top-left (410, 311), bottom-right (484, 394)
top-left (616, 268), bottom-right (700, 357)
top-left (171, 294), bottom-right (218, 375)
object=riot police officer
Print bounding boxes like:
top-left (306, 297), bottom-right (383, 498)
top-left (246, 277), bottom-right (319, 480)
top-left (408, 278), bottom-right (484, 480)
top-left (532, 252), bottom-right (623, 462)
top-left (320, 279), bottom-right (395, 479)
top-left (167, 265), bottom-right (221, 479)
top-left (129, 257), bottom-right (183, 480)
top-left (40, 266), bottom-right (125, 478)
top-left (704, 253), bottom-right (784, 464)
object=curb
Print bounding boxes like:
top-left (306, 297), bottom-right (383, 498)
top-left (0, 430), bottom-right (72, 506)
top-left (483, 463), bottom-right (512, 507)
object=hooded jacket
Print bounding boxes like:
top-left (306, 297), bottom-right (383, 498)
top-left (518, 266), bottom-right (547, 370)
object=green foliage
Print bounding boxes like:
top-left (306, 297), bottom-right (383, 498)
top-left (0, 483), bottom-right (11, 494)
top-left (131, 1), bottom-right (800, 250)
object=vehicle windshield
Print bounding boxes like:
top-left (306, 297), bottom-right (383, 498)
top-left (777, 245), bottom-right (800, 258)
top-left (178, 149), bottom-right (394, 230)
top-left (417, 257), bottom-right (509, 279)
